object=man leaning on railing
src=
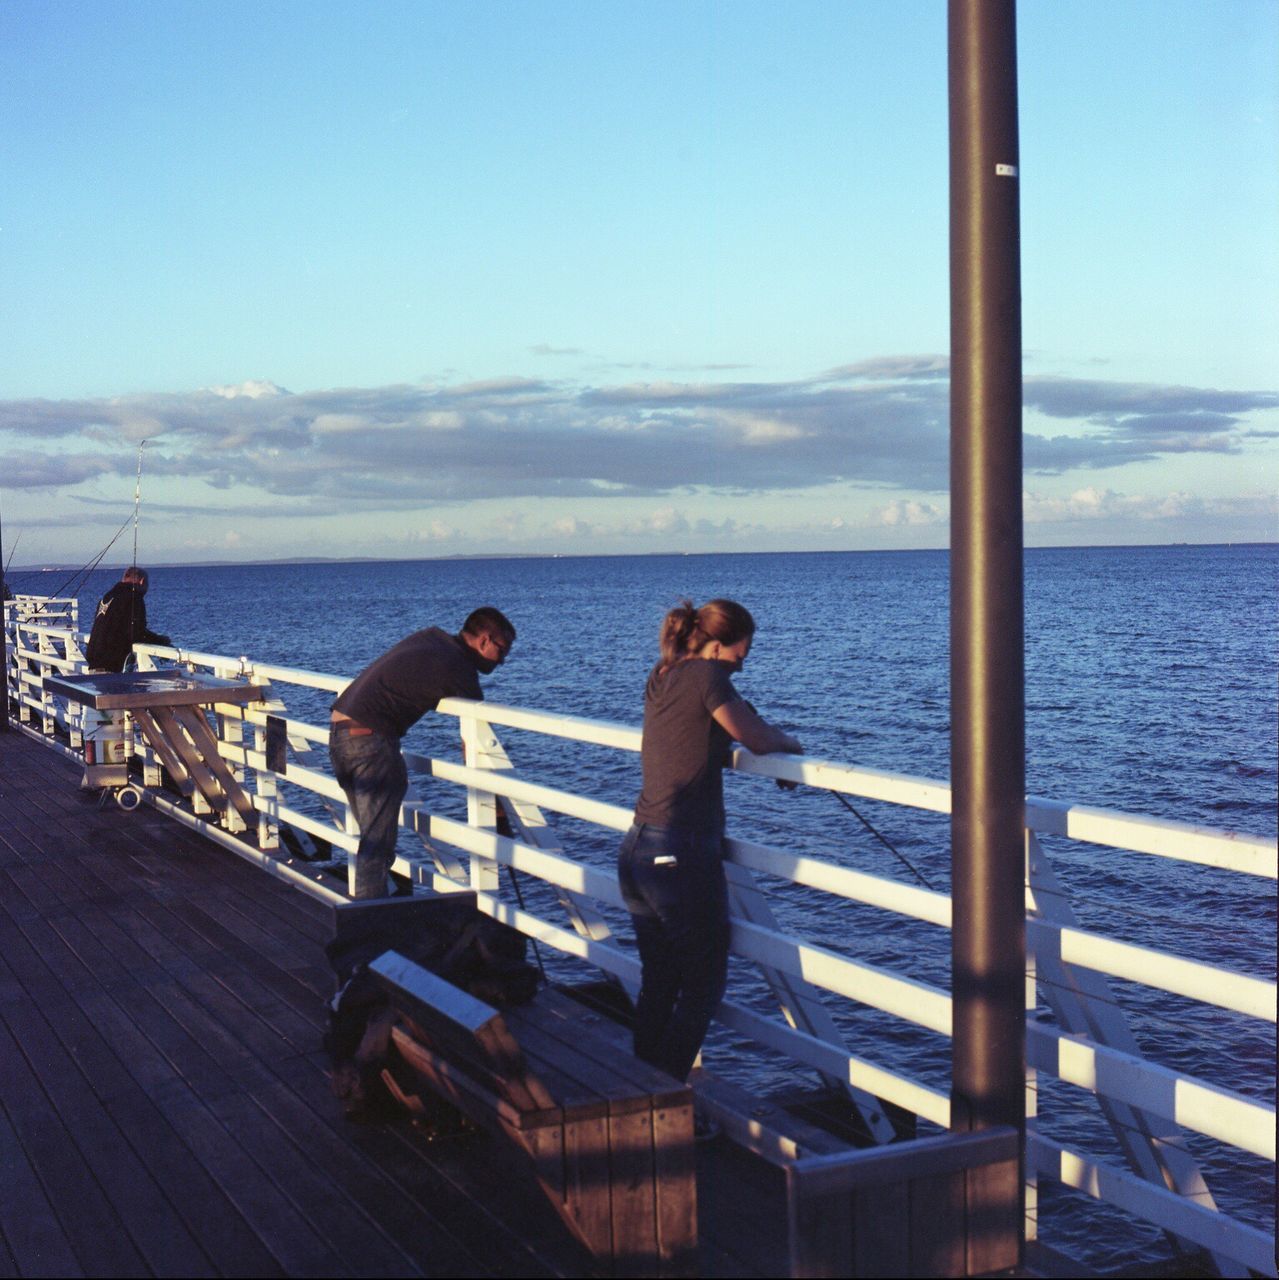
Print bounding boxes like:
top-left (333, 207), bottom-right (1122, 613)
top-left (329, 607), bottom-right (516, 900)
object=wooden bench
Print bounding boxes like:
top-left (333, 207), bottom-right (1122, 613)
top-left (368, 950), bottom-right (698, 1278)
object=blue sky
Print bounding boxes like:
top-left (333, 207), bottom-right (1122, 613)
top-left (1, 0), bottom-right (1275, 564)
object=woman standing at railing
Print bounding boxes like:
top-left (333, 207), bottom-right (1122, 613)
top-left (618, 598), bottom-right (803, 1082)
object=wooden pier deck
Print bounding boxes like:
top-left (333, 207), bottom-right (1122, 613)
top-left (0, 727), bottom-right (784, 1278)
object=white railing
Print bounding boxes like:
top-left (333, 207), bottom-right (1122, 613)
top-left (4, 610), bottom-right (1275, 1278)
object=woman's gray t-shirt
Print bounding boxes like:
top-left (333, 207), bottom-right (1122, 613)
top-left (633, 658), bottom-right (739, 830)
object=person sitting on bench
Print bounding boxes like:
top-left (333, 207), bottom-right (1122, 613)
top-left (85, 566), bottom-right (170, 672)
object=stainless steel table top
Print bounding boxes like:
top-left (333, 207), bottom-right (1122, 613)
top-left (43, 671), bottom-right (267, 710)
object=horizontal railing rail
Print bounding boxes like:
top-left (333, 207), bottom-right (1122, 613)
top-left (4, 613), bottom-right (1274, 1276)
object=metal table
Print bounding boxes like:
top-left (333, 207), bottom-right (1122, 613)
top-left (45, 671), bottom-right (267, 828)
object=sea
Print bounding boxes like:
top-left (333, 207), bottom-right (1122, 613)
top-left (31, 542), bottom-right (1278, 1268)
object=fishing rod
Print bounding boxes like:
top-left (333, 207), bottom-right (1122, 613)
top-left (131, 439), bottom-right (147, 569)
top-left (830, 789), bottom-right (937, 891)
top-left (4, 530), bottom-right (20, 578)
top-left (28, 438), bottom-right (153, 614)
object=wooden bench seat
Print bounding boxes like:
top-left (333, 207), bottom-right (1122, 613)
top-left (368, 950), bottom-right (697, 1278)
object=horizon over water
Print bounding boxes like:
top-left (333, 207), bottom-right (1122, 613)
top-left (8, 537), bottom-right (1277, 575)
top-left (21, 542), bottom-right (1277, 1268)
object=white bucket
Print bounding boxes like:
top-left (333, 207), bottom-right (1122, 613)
top-left (84, 710), bottom-right (128, 763)
top-left (82, 709), bottom-right (130, 786)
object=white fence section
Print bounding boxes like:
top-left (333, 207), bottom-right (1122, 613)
top-left (4, 605), bottom-right (1275, 1278)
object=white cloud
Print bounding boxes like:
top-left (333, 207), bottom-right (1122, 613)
top-left (311, 414), bottom-right (368, 435)
top-left (821, 355), bottom-right (950, 381)
top-left (549, 515), bottom-right (596, 537)
top-left (639, 506), bottom-right (690, 535)
top-left (408, 520), bottom-right (459, 542)
top-left (206, 380), bottom-right (287, 399)
top-left (719, 410), bottom-right (808, 444)
top-left (1021, 486), bottom-right (1277, 525)
top-left (876, 498), bottom-right (945, 526)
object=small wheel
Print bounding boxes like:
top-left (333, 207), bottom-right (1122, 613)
top-left (116, 786), bottom-right (143, 812)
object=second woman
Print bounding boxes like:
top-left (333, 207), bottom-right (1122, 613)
top-left (617, 598), bottom-right (802, 1081)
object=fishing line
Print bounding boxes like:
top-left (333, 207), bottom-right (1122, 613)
top-left (39, 515), bottom-right (133, 605)
top-left (491, 797), bottom-right (552, 983)
top-left (504, 861), bottom-right (550, 984)
top-left (19, 513), bottom-right (133, 621)
top-left (829, 790), bottom-right (938, 891)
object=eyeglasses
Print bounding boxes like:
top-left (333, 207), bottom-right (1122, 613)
top-left (484, 633), bottom-right (513, 660)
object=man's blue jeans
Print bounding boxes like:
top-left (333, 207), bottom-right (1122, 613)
top-left (617, 822), bottom-right (730, 1081)
top-left (329, 729), bottom-right (407, 900)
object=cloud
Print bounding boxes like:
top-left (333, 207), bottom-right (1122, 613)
top-left (820, 355), bottom-right (950, 381)
top-left (1019, 375), bottom-right (1278, 472)
top-left (0, 451), bottom-right (123, 487)
top-left (207, 380), bottom-right (288, 400)
top-left (875, 498), bottom-right (945, 527)
top-left (408, 519), bottom-right (460, 542)
top-left (0, 364), bottom-right (1273, 516)
top-left (637, 506), bottom-right (690, 535)
top-left (549, 515), bottom-right (597, 537)
top-left (449, 376), bottom-right (552, 398)
top-left (1022, 486), bottom-right (1278, 525)
top-left (529, 344), bottom-right (584, 357)
top-left (1023, 376), bottom-right (1275, 421)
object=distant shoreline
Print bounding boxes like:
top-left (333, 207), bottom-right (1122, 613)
top-left (8, 541), bottom-right (1275, 575)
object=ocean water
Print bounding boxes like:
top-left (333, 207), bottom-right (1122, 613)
top-left (52, 543), bottom-right (1279, 1265)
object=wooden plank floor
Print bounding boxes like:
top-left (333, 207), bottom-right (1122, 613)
top-left (0, 727), bottom-right (788, 1278)
top-left (0, 727), bottom-right (600, 1278)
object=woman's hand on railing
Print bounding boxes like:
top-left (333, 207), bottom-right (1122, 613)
top-left (713, 698), bottom-right (802, 761)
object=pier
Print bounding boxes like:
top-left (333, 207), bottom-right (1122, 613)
top-left (0, 725), bottom-right (1021, 1279)
top-left (3, 593), bottom-right (1275, 1277)
top-left (0, 727), bottom-right (609, 1276)
top-left (3, 725), bottom-right (851, 1277)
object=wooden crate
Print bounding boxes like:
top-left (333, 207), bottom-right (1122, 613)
top-left (784, 1126), bottom-right (1021, 1278)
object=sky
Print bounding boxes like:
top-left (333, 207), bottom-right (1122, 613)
top-left (1, 0), bottom-right (1275, 566)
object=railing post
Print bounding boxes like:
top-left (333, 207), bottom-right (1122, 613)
top-left (253, 704), bottom-right (280, 852)
top-left (1023, 831), bottom-right (1039, 1245)
top-left (461, 711), bottom-right (501, 895)
top-left (38, 629), bottom-right (57, 736)
top-left (343, 801), bottom-right (362, 897)
top-left (0, 608), bottom-right (9, 737)
top-left (1, 602), bottom-right (12, 732)
top-left (17, 623), bottom-right (32, 723)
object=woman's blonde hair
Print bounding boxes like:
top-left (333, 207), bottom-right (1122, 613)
top-left (658, 598), bottom-right (756, 667)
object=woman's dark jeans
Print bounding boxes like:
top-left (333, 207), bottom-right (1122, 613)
top-left (617, 822), bottom-right (730, 1081)
top-left (329, 729), bottom-right (407, 899)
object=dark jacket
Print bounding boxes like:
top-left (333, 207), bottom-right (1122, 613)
top-left (85, 582), bottom-right (169, 672)
top-left (330, 627), bottom-right (483, 739)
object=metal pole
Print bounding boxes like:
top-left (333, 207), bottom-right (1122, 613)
top-left (948, 0), bottom-right (1025, 1140)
